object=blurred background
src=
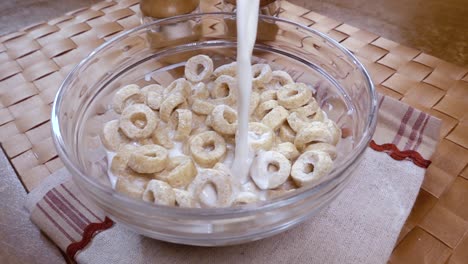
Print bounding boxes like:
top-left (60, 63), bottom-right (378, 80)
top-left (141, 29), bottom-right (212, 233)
top-left (0, 0), bottom-right (466, 65)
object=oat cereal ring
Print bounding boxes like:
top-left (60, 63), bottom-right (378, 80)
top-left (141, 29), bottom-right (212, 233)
top-left (279, 123), bottom-right (296, 143)
top-left (247, 122), bottom-right (274, 150)
top-left (212, 75), bottom-right (237, 105)
top-left (277, 83), bottom-right (312, 109)
top-left (128, 145), bottom-right (168, 174)
top-left (213, 61), bottom-right (237, 77)
top-left (252, 64), bottom-right (273, 89)
top-left (112, 84), bottom-right (145, 114)
top-left (188, 168), bottom-right (233, 208)
top-left (184, 55), bottom-right (214, 82)
top-left (157, 156), bottom-right (197, 188)
top-left (160, 92), bottom-right (187, 122)
top-left (250, 150), bottom-right (291, 190)
top-left (163, 78), bottom-right (191, 98)
top-left (101, 120), bottom-right (130, 152)
top-left (291, 150), bottom-right (333, 186)
top-left (233, 192), bottom-right (258, 205)
top-left (260, 89), bottom-right (278, 103)
top-left (141, 84), bottom-right (164, 110)
top-left (255, 100), bottom-right (278, 119)
top-left (188, 82), bottom-right (210, 105)
top-left (151, 122), bottom-right (174, 149)
top-left (174, 189), bottom-right (197, 208)
top-left (249, 91), bottom-right (260, 115)
top-left (271, 70), bottom-right (294, 86)
top-left (305, 143), bottom-right (337, 160)
top-left (274, 142), bottom-right (300, 160)
top-left (324, 118), bottom-right (342, 145)
top-left (294, 122), bottom-right (334, 151)
top-left (192, 99), bottom-right (215, 115)
top-left (209, 104), bottom-right (238, 136)
top-left (261, 106), bottom-right (288, 130)
top-left (115, 176), bottom-right (149, 200)
top-left (172, 109), bottom-right (192, 141)
top-left (142, 179), bottom-right (176, 206)
top-left (119, 104), bottom-right (158, 139)
top-left (189, 131), bottom-right (227, 167)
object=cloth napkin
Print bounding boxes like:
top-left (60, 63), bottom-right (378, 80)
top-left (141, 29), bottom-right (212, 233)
top-left (26, 95), bottom-right (441, 264)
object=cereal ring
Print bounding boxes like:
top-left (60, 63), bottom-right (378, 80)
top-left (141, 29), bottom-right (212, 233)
top-left (101, 120), bottom-right (130, 152)
top-left (274, 142), bottom-right (300, 160)
top-left (189, 131), bottom-right (227, 167)
top-left (305, 143), bottom-right (337, 160)
top-left (261, 106), bottom-right (288, 130)
top-left (255, 100), bottom-right (278, 120)
top-left (115, 176), bottom-right (149, 199)
top-left (192, 99), bottom-right (215, 115)
top-left (112, 84), bottom-right (145, 114)
top-left (128, 145), bottom-right (168, 174)
top-left (246, 122), bottom-right (274, 151)
top-left (188, 82), bottom-right (210, 105)
top-left (312, 109), bottom-right (326, 122)
top-left (142, 179), bottom-right (176, 206)
top-left (157, 156), bottom-right (197, 188)
top-left (279, 123), bottom-right (296, 143)
top-left (174, 189), bottom-right (197, 208)
top-left (141, 84), bottom-right (164, 96)
top-left (209, 104), bottom-right (237, 136)
top-left (110, 145), bottom-right (150, 178)
top-left (277, 83), bottom-right (312, 109)
top-left (294, 122), bottom-right (334, 151)
top-left (252, 64), bottom-right (273, 89)
top-left (141, 84), bottom-right (164, 110)
top-left (291, 150), bottom-right (333, 186)
top-left (184, 55), bottom-right (214, 82)
top-left (233, 192), bottom-right (258, 205)
top-left (188, 168), bottom-right (233, 208)
top-left (324, 118), bottom-right (342, 145)
top-left (172, 109), bottom-right (192, 141)
top-left (163, 78), bottom-right (191, 98)
top-left (211, 75), bottom-right (237, 105)
top-left (249, 91), bottom-right (260, 115)
top-left (213, 62), bottom-right (237, 77)
top-left (271, 70), bottom-right (294, 86)
top-left (151, 122), bottom-right (174, 149)
top-left (160, 92), bottom-right (187, 122)
top-left (119, 104), bottom-right (158, 139)
top-left (259, 89), bottom-right (278, 103)
top-left (250, 150), bottom-right (291, 190)
top-left (286, 100), bottom-right (320, 128)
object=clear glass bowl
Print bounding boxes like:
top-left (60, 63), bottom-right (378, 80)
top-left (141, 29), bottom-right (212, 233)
top-left (51, 13), bottom-right (377, 246)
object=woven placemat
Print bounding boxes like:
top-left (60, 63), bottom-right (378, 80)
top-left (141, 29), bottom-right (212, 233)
top-left (0, 0), bottom-right (466, 263)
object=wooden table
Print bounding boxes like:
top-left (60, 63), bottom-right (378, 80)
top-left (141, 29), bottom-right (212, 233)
top-left (0, 0), bottom-right (467, 263)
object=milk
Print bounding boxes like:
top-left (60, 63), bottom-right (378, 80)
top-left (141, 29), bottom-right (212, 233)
top-left (230, 0), bottom-right (260, 184)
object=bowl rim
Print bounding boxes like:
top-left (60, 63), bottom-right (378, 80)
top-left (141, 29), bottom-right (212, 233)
top-left (51, 12), bottom-right (378, 217)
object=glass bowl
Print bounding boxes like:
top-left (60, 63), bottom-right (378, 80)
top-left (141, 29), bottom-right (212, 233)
top-left (51, 13), bottom-right (377, 246)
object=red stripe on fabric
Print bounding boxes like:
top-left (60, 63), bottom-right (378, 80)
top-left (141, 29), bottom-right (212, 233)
top-left (66, 217), bottom-right (114, 261)
top-left (61, 184), bottom-right (103, 222)
top-left (404, 111), bottom-right (426, 150)
top-left (369, 140), bottom-right (431, 168)
top-left (44, 193), bottom-right (83, 234)
top-left (392, 107), bottom-right (414, 145)
top-left (46, 191), bottom-right (88, 230)
top-left (52, 188), bottom-right (91, 224)
top-left (413, 114), bottom-right (430, 151)
top-left (37, 203), bottom-right (75, 242)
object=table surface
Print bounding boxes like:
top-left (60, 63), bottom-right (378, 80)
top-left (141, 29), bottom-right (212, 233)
top-left (0, 1), bottom-right (467, 263)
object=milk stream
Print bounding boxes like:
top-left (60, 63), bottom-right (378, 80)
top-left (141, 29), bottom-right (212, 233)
top-left (230, 0), bottom-right (260, 184)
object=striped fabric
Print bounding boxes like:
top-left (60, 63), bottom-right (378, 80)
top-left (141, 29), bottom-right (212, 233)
top-left (30, 180), bottom-right (112, 258)
top-left (27, 94), bottom-right (441, 262)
